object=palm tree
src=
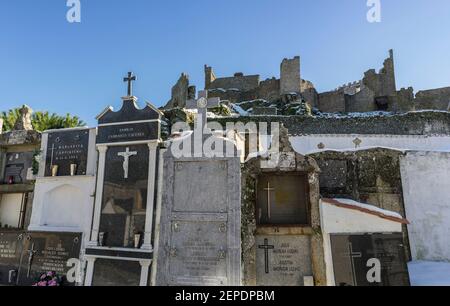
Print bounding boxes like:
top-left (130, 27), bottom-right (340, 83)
top-left (0, 108), bottom-right (85, 132)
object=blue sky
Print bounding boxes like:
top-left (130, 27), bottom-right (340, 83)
top-left (1, 0), bottom-right (450, 126)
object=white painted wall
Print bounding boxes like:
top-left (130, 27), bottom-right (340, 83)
top-left (0, 193), bottom-right (23, 228)
top-left (290, 134), bottom-right (450, 155)
top-left (320, 200), bottom-right (403, 286)
top-left (400, 151), bottom-right (450, 261)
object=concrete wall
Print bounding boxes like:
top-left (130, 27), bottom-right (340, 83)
top-left (400, 151), bottom-right (450, 261)
top-left (290, 134), bottom-right (450, 155)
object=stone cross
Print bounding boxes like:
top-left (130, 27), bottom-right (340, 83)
top-left (123, 72), bottom-right (137, 97)
top-left (258, 238), bottom-right (274, 274)
top-left (13, 105), bottom-right (33, 131)
top-left (264, 181), bottom-right (275, 220)
top-left (117, 147), bottom-right (137, 179)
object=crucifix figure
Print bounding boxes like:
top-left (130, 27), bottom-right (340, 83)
top-left (264, 181), bottom-right (275, 221)
top-left (123, 72), bottom-right (137, 97)
top-left (258, 238), bottom-right (275, 274)
top-left (118, 147), bottom-right (138, 179)
top-left (26, 243), bottom-right (37, 278)
top-left (342, 242), bottom-right (362, 285)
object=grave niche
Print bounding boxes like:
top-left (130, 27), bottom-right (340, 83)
top-left (241, 125), bottom-right (326, 286)
top-left (256, 173), bottom-right (309, 225)
top-left (3, 152), bottom-right (34, 184)
top-left (331, 233), bottom-right (410, 286)
top-left (44, 129), bottom-right (90, 177)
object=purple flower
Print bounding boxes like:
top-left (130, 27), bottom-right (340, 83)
top-left (47, 271), bottom-right (55, 277)
top-left (38, 281), bottom-right (47, 287)
top-left (48, 280), bottom-right (57, 287)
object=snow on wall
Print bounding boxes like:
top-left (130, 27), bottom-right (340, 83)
top-left (400, 151), bottom-right (450, 261)
top-left (290, 134), bottom-right (450, 155)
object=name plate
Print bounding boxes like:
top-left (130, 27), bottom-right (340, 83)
top-left (45, 130), bottom-right (90, 177)
top-left (97, 122), bottom-right (160, 144)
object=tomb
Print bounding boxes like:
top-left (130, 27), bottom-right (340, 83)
top-left (0, 105), bottom-right (40, 232)
top-left (241, 125), bottom-right (326, 286)
top-left (26, 126), bottom-right (97, 285)
top-left (84, 72), bottom-right (162, 286)
top-left (153, 91), bottom-right (241, 286)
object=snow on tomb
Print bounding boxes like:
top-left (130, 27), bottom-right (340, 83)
top-left (84, 72), bottom-right (162, 286)
top-left (153, 93), bottom-right (241, 286)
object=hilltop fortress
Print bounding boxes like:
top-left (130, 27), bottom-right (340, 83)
top-left (164, 50), bottom-right (450, 114)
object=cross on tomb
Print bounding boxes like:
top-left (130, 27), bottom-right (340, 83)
top-left (264, 181), bottom-right (275, 221)
top-left (190, 90), bottom-right (221, 131)
top-left (123, 72), bottom-right (137, 97)
top-left (26, 243), bottom-right (37, 278)
top-left (341, 242), bottom-right (362, 285)
top-left (258, 238), bottom-right (275, 274)
top-left (117, 147), bottom-right (138, 179)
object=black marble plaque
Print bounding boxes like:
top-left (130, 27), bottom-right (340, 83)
top-left (17, 232), bottom-right (82, 286)
top-left (331, 234), bottom-right (410, 286)
top-left (45, 129), bottom-right (90, 177)
top-left (99, 145), bottom-right (149, 248)
top-left (3, 152), bottom-right (34, 184)
top-left (92, 259), bottom-right (142, 286)
top-left (97, 122), bottom-right (160, 144)
top-left (0, 231), bottom-right (24, 285)
top-left (0, 231), bottom-right (82, 286)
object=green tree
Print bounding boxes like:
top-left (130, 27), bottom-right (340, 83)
top-left (0, 108), bottom-right (85, 132)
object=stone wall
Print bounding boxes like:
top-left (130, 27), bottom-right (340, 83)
top-left (309, 148), bottom-right (411, 261)
top-left (214, 111), bottom-right (450, 136)
top-left (415, 87), bottom-right (450, 111)
top-left (207, 72), bottom-right (260, 92)
top-left (318, 90), bottom-right (346, 113)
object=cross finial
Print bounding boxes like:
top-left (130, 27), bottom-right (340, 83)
top-left (123, 72), bottom-right (137, 97)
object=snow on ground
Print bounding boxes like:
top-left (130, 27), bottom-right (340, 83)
top-left (408, 261), bottom-right (450, 286)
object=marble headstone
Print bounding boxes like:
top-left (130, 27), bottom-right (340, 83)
top-left (155, 99), bottom-right (241, 286)
top-left (44, 129), bottom-right (90, 177)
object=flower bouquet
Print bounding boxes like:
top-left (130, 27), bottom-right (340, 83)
top-left (32, 271), bottom-right (62, 287)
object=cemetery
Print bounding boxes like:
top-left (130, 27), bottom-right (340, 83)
top-left (0, 68), bottom-right (449, 287)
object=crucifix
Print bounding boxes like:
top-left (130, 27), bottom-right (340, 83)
top-left (26, 243), bottom-right (37, 278)
top-left (118, 147), bottom-right (138, 179)
top-left (264, 181), bottom-right (275, 221)
top-left (258, 238), bottom-right (274, 274)
top-left (342, 242), bottom-right (362, 285)
top-left (123, 72), bottom-right (137, 97)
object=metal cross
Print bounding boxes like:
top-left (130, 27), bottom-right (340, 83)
top-left (264, 181), bottom-right (275, 221)
top-left (117, 147), bottom-right (138, 179)
top-left (123, 72), bottom-right (137, 97)
top-left (342, 242), bottom-right (362, 285)
top-left (26, 243), bottom-right (37, 278)
top-left (258, 239), bottom-right (275, 274)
